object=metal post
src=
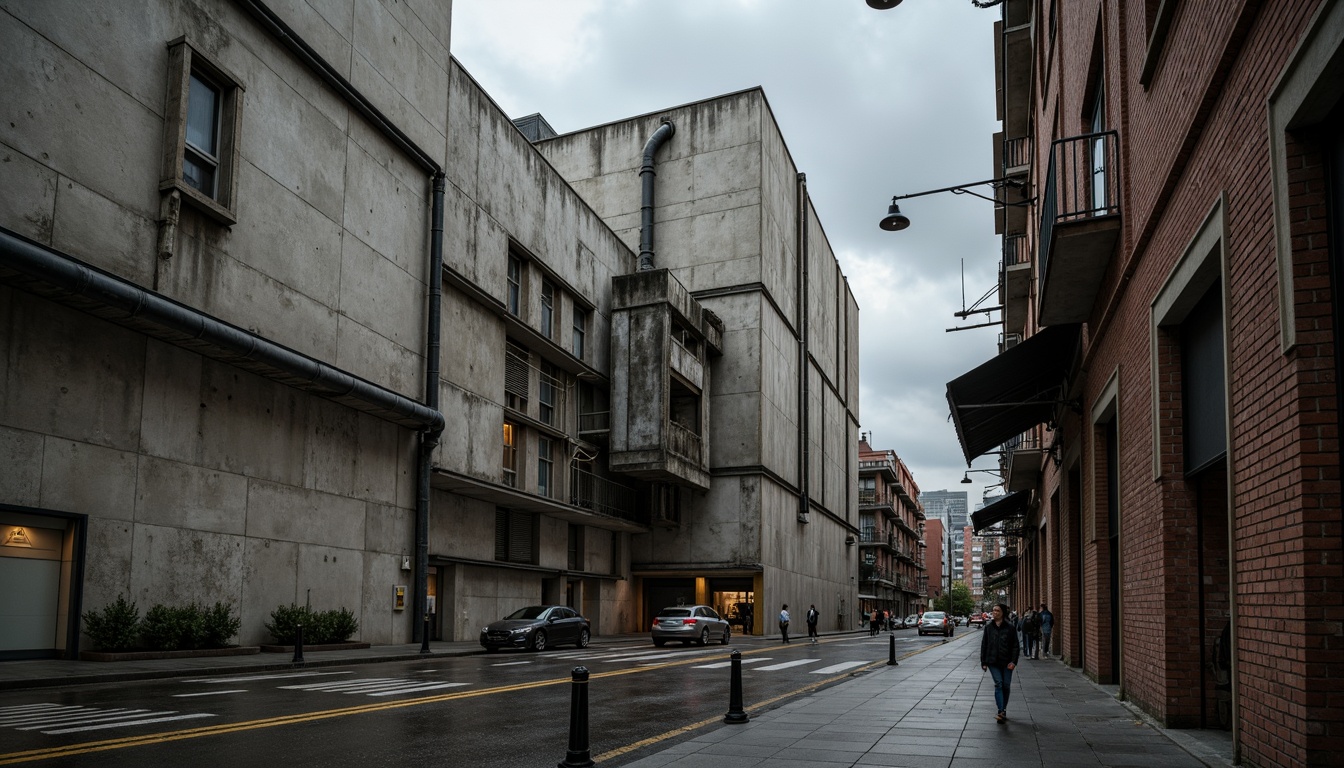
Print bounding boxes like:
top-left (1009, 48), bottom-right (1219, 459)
top-left (420, 613), bottom-right (431, 654)
top-left (292, 623), bottom-right (304, 664)
top-left (724, 649), bottom-right (749, 724)
top-left (558, 666), bottom-right (593, 768)
top-left (888, 633), bottom-right (898, 666)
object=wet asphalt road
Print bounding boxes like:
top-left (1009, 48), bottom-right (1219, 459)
top-left (0, 631), bottom-right (964, 767)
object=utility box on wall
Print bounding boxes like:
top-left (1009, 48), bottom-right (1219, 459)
top-left (608, 269), bottom-right (722, 490)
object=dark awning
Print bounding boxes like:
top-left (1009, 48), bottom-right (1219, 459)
top-left (971, 490), bottom-right (1030, 534)
top-left (946, 324), bottom-right (1081, 463)
top-left (981, 553), bottom-right (1018, 578)
top-left (983, 573), bottom-right (1016, 592)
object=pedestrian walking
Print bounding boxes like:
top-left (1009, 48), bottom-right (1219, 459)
top-left (1038, 603), bottom-right (1054, 658)
top-left (741, 603), bottom-right (753, 636)
top-left (806, 604), bottom-right (820, 643)
top-left (868, 609), bottom-right (879, 637)
top-left (1018, 606), bottom-right (1036, 659)
top-left (778, 604), bottom-right (791, 644)
top-left (980, 603), bottom-right (1020, 723)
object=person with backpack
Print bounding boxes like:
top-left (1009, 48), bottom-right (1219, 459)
top-left (1037, 603), bottom-right (1053, 658)
top-left (806, 604), bottom-right (820, 644)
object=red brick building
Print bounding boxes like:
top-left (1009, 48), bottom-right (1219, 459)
top-left (946, 2), bottom-right (1343, 765)
top-left (857, 437), bottom-right (926, 620)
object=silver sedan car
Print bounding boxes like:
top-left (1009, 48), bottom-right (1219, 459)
top-left (650, 605), bottom-right (732, 647)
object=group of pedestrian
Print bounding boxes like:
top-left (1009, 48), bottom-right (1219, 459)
top-left (777, 603), bottom-right (821, 644)
top-left (1014, 602), bottom-right (1053, 659)
top-left (979, 601), bottom-right (1054, 723)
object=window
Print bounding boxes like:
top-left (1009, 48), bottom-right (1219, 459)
top-left (538, 436), bottom-right (554, 498)
top-left (539, 362), bottom-right (558, 426)
top-left (1089, 76), bottom-right (1108, 212)
top-left (568, 524), bottom-right (583, 571)
top-left (540, 280), bottom-right (555, 339)
top-left (495, 509), bottom-right (535, 563)
top-left (507, 255), bottom-right (522, 317)
top-left (502, 422), bottom-right (517, 487)
top-left (572, 307), bottom-right (587, 360)
top-left (505, 341), bottom-right (528, 411)
top-left (161, 37), bottom-right (243, 225)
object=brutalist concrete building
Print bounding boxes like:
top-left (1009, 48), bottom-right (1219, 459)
top-left (0, 0), bottom-right (858, 657)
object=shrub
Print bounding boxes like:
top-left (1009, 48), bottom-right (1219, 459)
top-left (265, 604), bottom-right (311, 644)
top-left (201, 602), bottom-right (241, 648)
top-left (265, 604), bottom-right (359, 644)
top-left (141, 604), bottom-right (207, 651)
top-left (83, 596), bottom-right (141, 651)
top-left (323, 608), bottom-right (359, 643)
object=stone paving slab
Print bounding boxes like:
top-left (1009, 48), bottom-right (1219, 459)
top-left (620, 635), bottom-right (1231, 768)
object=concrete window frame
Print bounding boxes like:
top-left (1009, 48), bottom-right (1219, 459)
top-left (1268, 2), bottom-right (1344, 353)
top-left (160, 37), bottom-right (244, 226)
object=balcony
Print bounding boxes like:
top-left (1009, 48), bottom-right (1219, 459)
top-left (859, 528), bottom-right (897, 552)
top-left (994, 3), bottom-right (1032, 142)
top-left (858, 488), bottom-right (899, 520)
top-left (578, 410), bottom-right (609, 437)
top-left (1038, 131), bottom-right (1122, 325)
top-left (1000, 233), bottom-right (1031, 336)
top-left (569, 467), bottom-right (641, 525)
top-left (1003, 429), bottom-right (1042, 492)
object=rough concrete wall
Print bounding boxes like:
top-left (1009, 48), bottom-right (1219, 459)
top-left (533, 92), bottom-right (767, 293)
top-left (759, 105), bottom-right (800, 326)
top-left (759, 477), bottom-right (857, 634)
top-left (1, 0), bottom-right (453, 402)
top-left (703, 294), bottom-right (764, 469)
top-left (758, 299), bottom-right (802, 487)
top-left (0, 297), bottom-right (419, 645)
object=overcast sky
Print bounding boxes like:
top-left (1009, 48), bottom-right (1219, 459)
top-left (451, 0), bottom-right (1007, 509)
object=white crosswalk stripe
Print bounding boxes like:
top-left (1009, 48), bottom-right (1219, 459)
top-left (691, 657), bottom-right (774, 669)
top-left (753, 659), bottom-right (822, 671)
top-left (811, 661), bottom-right (869, 674)
top-left (0, 705), bottom-right (215, 735)
top-left (278, 677), bottom-right (469, 697)
top-left (184, 671), bottom-right (354, 684)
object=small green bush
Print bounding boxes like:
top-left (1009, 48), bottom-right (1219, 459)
top-left (265, 604), bottom-right (359, 644)
top-left (323, 608), bottom-right (359, 644)
top-left (141, 604), bottom-right (207, 651)
top-left (201, 602), bottom-right (241, 648)
top-left (265, 604), bottom-right (311, 644)
top-left (83, 596), bottom-right (141, 651)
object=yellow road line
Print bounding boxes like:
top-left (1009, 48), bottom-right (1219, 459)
top-left (0, 636), bottom-right (937, 765)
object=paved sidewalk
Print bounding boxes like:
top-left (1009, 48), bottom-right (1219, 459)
top-left (0, 630), bottom-right (1234, 767)
top-left (626, 634), bottom-right (1234, 768)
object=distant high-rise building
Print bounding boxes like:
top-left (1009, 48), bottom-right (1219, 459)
top-left (921, 490), bottom-right (968, 584)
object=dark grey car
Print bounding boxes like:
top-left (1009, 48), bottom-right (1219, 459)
top-left (480, 605), bottom-right (590, 652)
top-left (650, 605), bottom-right (731, 647)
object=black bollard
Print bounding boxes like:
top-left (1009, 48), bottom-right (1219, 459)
top-left (888, 633), bottom-right (898, 665)
top-left (724, 649), bottom-right (749, 724)
top-left (292, 623), bottom-right (305, 664)
top-left (558, 666), bottom-right (594, 768)
top-left (420, 614), bottom-right (432, 654)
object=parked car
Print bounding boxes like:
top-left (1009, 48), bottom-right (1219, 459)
top-left (651, 605), bottom-right (732, 646)
top-left (969, 612), bottom-right (987, 627)
top-left (480, 605), bottom-right (590, 652)
top-left (904, 614), bottom-right (919, 629)
top-left (918, 610), bottom-right (954, 637)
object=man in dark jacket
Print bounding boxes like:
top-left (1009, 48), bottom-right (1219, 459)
top-left (980, 603), bottom-right (1020, 723)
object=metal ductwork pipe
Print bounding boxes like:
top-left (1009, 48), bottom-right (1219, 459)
top-left (638, 119), bottom-right (675, 271)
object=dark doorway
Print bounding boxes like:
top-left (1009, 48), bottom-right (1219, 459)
top-left (642, 578), bottom-right (696, 630)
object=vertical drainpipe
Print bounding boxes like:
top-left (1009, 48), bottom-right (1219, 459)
top-left (413, 172), bottom-right (446, 642)
top-left (638, 119), bottom-right (676, 272)
top-left (797, 173), bottom-right (810, 523)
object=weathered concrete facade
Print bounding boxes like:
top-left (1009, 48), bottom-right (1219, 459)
top-left (0, 0), bottom-right (450, 651)
top-left (535, 91), bottom-right (862, 636)
top-left (1, 2), bottom-right (860, 656)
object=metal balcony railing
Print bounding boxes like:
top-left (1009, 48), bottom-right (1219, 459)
top-left (1039, 130), bottom-right (1121, 290)
top-left (1001, 429), bottom-right (1040, 454)
top-left (568, 467), bottom-right (640, 523)
top-left (578, 410), bottom-right (609, 433)
top-left (1004, 233), bottom-right (1029, 267)
top-left (858, 489), bottom-right (896, 508)
top-left (1003, 135), bottom-right (1031, 170)
top-left (667, 421), bottom-right (701, 463)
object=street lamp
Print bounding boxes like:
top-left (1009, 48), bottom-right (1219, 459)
top-left (877, 177), bottom-right (1032, 232)
top-left (866, 0), bottom-right (1006, 8)
top-left (961, 468), bottom-right (1004, 484)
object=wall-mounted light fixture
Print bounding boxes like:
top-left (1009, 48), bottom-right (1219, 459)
top-left (879, 177), bottom-right (1032, 232)
top-left (960, 468), bottom-right (1005, 484)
